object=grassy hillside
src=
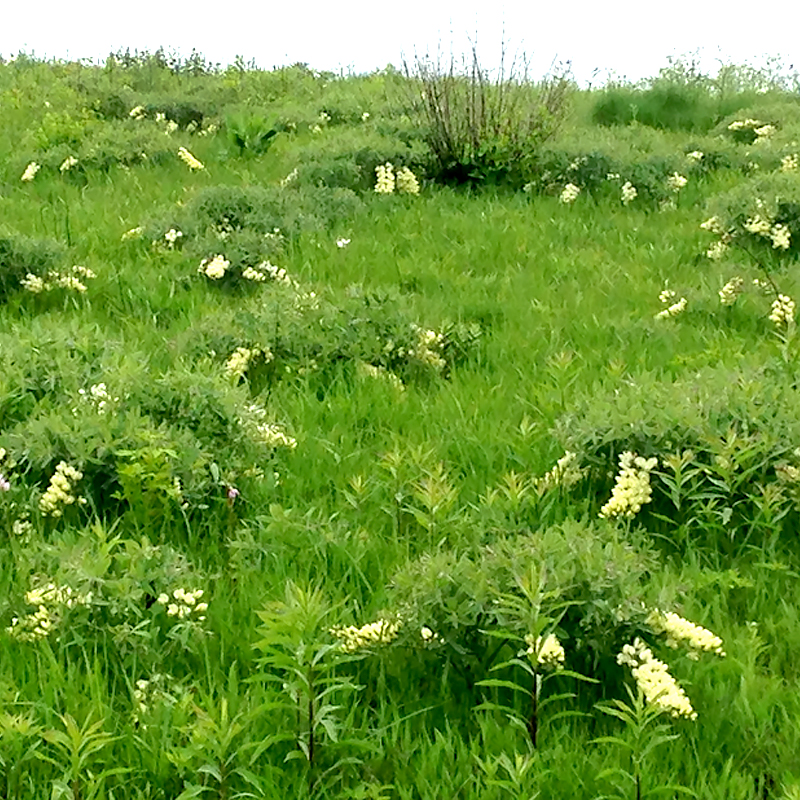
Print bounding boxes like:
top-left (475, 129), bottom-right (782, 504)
top-left (2, 49), bottom-right (800, 799)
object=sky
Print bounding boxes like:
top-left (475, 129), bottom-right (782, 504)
top-left (1, 0), bottom-right (799, 86)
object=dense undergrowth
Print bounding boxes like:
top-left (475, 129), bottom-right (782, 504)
top-left (2, 47), bottom-right (800, 799)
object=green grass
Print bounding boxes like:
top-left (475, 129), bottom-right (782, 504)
top-left (2, 52), bottom-right (800, 799)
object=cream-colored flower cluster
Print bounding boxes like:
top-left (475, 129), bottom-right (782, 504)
top-left (252, 260), bottom-right (297, 288)
top-left (21, 162), bottom-right (40, 182)
top-left (129, 105), bottom-right (146, 120)
top-left (523, 633), bottom-right (566, 667)
top-left (560, 183), bottom-right (581, 204)
top-left (412, 326), bottom-right (446, 370)
top-left (198, 254), bottom-right (229, 280)
top-left (375, 162), bottom-right (395, 194)
top-left (59, 156), bottom-right (78, 173)
top-left (396, 166), bottom-right (420, 195)
top-left (686, 151), bottom-right (704, 163)
top-left (666, 173), bottom-right (688, 193)
top-left (7, 582), bottom-right (92, 641)
top-left (177, 146), bottom-right (205, 171)
top-left (647, 609), bottom-right (725, 658)
top-left (535, 451), bottom-right (586, 493)
top-left (769, 294), bottom-right (796, 326)
top-left (599, 451), bottom-right (657, 519)
top-left (770, 223), bottom-right (791, 250)
top-left (719, 276), bottom-right (745, 306)
top-left (621, 181), bottom-right (638, 205)
top-left (357, 361), bottom-right (405, 391)
top-left (706, 240), bottom-right (729, 260)
top-left (655, 296), bottom-right (687, 319)
top-left (133, 673), bottom-right (191, 725)
top-left (781, 154), bottom-right (799, 172)
top-left (255, 423), bottom-right (297, 449)
top-left (77, 382), bottom-right (119, 414)
top-left (280, 167), bottom-right (299, 187)
top-left (374, 163), bottom-right (420, 195)
top-left (21, 265), bottom-right (96, 294)
top-left (39, 462), bottom-right (85, 517)
top-left (330, 618), bottom-right (401, 652)
top-left (700, 216), bottom-right (725, 235)
top-left (157, 588), bottom-right (208, 620)
top-left (224, 346), bottom-right (272, 381)
top-left (420, 626), bottom-right (441, 644)
top-left (164, 228), bottom-right (183, 248)
top-left (617, 638), bottom-right (696, 720)
top-left (122, 226), bottom-right (144, 240)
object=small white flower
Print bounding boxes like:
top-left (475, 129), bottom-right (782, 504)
top-left (336, 238), bottom-right (351, 248)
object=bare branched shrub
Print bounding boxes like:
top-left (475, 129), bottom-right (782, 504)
top-left (404, 43), bottom-right (572, 187)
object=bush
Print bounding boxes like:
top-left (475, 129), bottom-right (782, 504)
top-left (404, 45), bottom-right (572, 188)
top-left (0, 230), bottom-right (64, 303)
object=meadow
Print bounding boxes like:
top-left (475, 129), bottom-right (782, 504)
top-left (2, 47), bottom-right (800, 799)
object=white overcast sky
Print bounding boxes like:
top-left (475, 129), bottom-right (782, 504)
top-left (1, 0), bottom-right (799, 86)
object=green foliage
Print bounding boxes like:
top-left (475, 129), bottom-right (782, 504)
top-left (405, 47), bottom-right (572, 187)
top-left (225, 111), bottom-right (279, 156)
top-left (0, 230), bottom-right (64, 303)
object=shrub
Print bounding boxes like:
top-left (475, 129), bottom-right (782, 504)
top-left (0, 230), bottom-right (64, 303)
top-left (224, 111), bottom-right (279, 156)
top-left (404, 45), bottom-right (572, 188)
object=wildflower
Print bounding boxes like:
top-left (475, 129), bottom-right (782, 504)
top-left (770, 224), bottom-right (791, 250)
top-left (226, 486), bottom-right (240, 505)
top-left (164, 228), bottom-right (183, 247)
top-left (535, 451), bottom-right (585, 493)
top-left (411, 326), bottom-right (446, 370)
top-left (523, 633), bottom-right (566, 668)
top-left (658, 288), bottom-right (677, 304)
top-left (20, 273), bottom-right (46, 293)
top-left (77, 382), bottom-right (118, 414)
top-left (606, 172), bottom-right (621, 180)
top-left (255, 260), bottom-right (296, 288)
top-left (157, 588), bottom-right (208, 621)
top-left (177, 146), bottom-right (204, 171)
top-left (374, 162), bottom-right (395, 194)
top-left (0, 474), bottom-right (9, 491)
top-left (7, 581), bottom-right (92, 641)
top-left (59, 156), bottom-right (78, 173)
top-left (336, 238), bottom-right (351, 248)
top-left (621, 181), bottom-right (637, 205)
top-left (420, 626), bottom-right (440, 643)
top-left (39, 461), bottom-right (84, 517)
top-left (129, 105), bottom-right (146, 119)
top-left (706, 241), bottom-right (728, 260)
top-left (396, 166), bottom-right (420, 195)
top-left (255, 423), bottom-right (297, 449)
top-left (12, 517), bottom-right (33, 538)
top-left (599, 451), bottom-right (657, 519)
top-left (744, 215), bottom-right (772, 236)
top-left (769, 294), bottom-right (795, 326)
top-left (666, 173), bottom-right (688, 193)
top-left (361, 112), bottom-right (370, 121)
top-left (357, 361), bottom-right (405, 391)
top-left (198, 254), bottom-right (229, 280)
top-left (20, 162), bottom-right (40, 182)
top-left (647, 609), bottom-right (725, 657)
top-left (617, 638), bottom-right (697, 720)
top-left (225, 346), bottom-right (271, 380)
top-left (754, 124), bottom-right (775, 140)
top-left (781, 154), bottom-right (799, 172)
top-left (279, 167), bottom-right (298, 187)
top-left (686, 151), bottom-right (704, 162)
top-left (165, 120), bottom-right (179, 135)
top-left (719, 276), bottom-right (745, 306)
top-left (560, 183), bottom-right (581, 204)
top-left (700, 216), bottom-right (724, 234)
top-left (122, 226), bottom-right (144, 240)
top-left (330, 618), bottom-right (401, 652)
top-left (655, 297), bottom-right (687, 319)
